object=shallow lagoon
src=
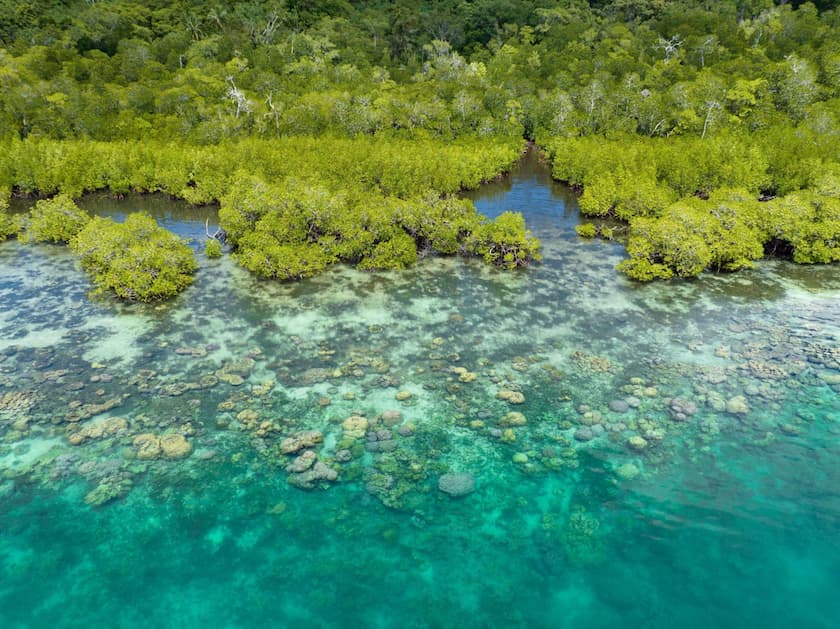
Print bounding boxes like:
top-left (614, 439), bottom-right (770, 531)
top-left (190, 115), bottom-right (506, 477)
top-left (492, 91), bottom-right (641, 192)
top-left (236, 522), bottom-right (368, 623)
top-left (1, 153), bottom-right (839, 628)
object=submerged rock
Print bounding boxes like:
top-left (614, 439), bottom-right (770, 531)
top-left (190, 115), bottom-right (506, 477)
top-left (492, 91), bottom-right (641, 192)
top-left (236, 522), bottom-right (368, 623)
top-left (817, 372), bottom-right (840, 386)
top-left (84, 478), bottom-right (132, 506)
top-left (280, 430), bottom-right (324, 454)
top-left (579, 411), bottom-right (602, 426)
top-left (286, 450), bottom-right (317, 473)
top-left (287, 461), bottom-right (338, 489)
top-left (366, 429), bottom-right (397, 452)
top-left (68, 416), bottom-right (129, 445)
top-left (300, 368), bottom-right (331, 385)
top-left (236, 409), bottom-right (259, 426)
top-left (222, 357), bottom-right (255, 377)
top-left (779, 423), bottom-right (803, 436)
top-left (160, 434), bottom-right (192, 459)
top-left (195, 448), bottom-right (217, 461)
top-left (251, 380), bottom-right (274, 396)
top-left (562, 509), bottom-right (604, 565)
top-left (175, 346), bottom-right (206, 358)
top-left (133, 433), bottom-right (162, 460)
top-left (380, 410), bottom-right (403, 426)
top-left (65, 395), bottom-right (126, 423)
top-left (132, 433), bottom-right (192, 460)
top-left (335, 449), bottom-right (353, 462)
top-left (616, 463), bottom-right (640, 480)
top-left (438, 473), bottom-right (476, 497)
top-left (726, 395), bottom-right (750, 415)
top-left (198, 374), bottom-right (219, 389)
top-left (217, 373), bottom-right (244, 386)
top-left (609, 400), bottom-right (629, 413)
top-left (669, 397), bottom-right (697, 421)
top-left (500, 411), bottom-right (527, 426)
top-left (497, 389), bottom-right (525, 404)
top-left (366, 439), bottom-right (398, 453)
top-left (627, 436), bottom-right (648, 451)
top-left (216, 357), bottom-right (255, 386)
top-left (342, 416), bottom-right (368, 440)
top-left (458, 370), bottom-right (477, 383)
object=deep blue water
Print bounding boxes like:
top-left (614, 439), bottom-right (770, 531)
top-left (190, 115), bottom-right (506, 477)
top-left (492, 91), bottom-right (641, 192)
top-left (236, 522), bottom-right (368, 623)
top-left (1, 152), bottom-right (839, 628)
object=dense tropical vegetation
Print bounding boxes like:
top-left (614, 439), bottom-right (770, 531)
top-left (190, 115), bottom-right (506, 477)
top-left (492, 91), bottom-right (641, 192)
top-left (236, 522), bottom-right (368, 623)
top-left (1, 0), bottom-right (838, 291)
top-left (71, 213), bottom-right (198, 302)
top-left (20, 193), bottom-right (90, 243)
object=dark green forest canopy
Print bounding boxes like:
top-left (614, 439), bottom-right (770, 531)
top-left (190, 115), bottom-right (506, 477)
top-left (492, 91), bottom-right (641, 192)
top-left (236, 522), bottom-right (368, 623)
top-left (1, 0), bottom-right (839, 286)
top-left (2, 0), bottom-right (839, 142)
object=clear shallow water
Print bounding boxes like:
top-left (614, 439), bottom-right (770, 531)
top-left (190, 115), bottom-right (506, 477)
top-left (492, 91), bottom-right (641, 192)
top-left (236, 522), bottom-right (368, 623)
top-left (1, 153), bottom-right (840, 628)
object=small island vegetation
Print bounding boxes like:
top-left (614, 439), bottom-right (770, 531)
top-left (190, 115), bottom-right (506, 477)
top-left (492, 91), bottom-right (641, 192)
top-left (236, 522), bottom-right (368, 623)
top-left (0, 0), bottom-right (838, 287)
top-left (70, 213), bottom-right (198, 302)
top-left (204, 238), bottom-right (223, 259)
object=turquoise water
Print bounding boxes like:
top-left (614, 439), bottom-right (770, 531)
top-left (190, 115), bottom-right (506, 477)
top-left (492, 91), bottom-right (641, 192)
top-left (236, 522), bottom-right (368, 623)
top-left (1, 152), bottom-right (840, 628)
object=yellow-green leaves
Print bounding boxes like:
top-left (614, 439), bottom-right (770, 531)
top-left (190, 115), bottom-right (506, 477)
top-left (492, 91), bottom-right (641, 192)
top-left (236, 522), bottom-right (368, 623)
top-left (543, 130), bottom-right (840, 281)
top-left (763, 193), bottom-right (840, 264)
top-left (468, 212), bottom-right (542, 270)
top-left (0, 187), bottom-right (19, 242)
top-left (357, 232), bottom-right (418, 271)
top-left (21, 194), bottom-right (90, 244)
top-left (575, 223), bottom-right (597, 238)
top-left (234, 238), bottom-right (334, 280)
top-left (204, 239), bottom-right (222, 258)
top-left (71, 213), bottom-right (197, 301)
top-left (1, 135), bottom-right (537, 283)
top-left (0, 213), bottom-right (18, 243)
top-left (219, 173), bottom-right (540, 279)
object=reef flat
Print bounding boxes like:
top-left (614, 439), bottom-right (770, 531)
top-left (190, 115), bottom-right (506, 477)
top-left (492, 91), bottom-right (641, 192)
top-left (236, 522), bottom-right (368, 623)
top-left (1, 158), bottom-right (839, 628)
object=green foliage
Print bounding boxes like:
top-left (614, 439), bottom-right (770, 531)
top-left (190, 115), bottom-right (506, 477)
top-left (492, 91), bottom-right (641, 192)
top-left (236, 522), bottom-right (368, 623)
top-left (545, 134), bottom-right (771, 203)
top-left (2, 0), bottom-right (839, 284)
top-left (357, 231), bottom-right (418, 271)
top-left (761, 192), bottom-right (840, 264)
top-left (1, 135), bottom-right (522, 204)
top-left (579, 175), bottom-right (618, 217)
top-left (468, 211), bottom-right (542, 270)
top-left (0, 209), bottom-right (19, 241)
top-left (220, 171), bottom-right (538, 278)
top-left (619, 215), bottom-right (711, 280)
top-left (615, 188), bottom-right (839, 281)
top-left (0, 134), bottom-right (532, 280)
top-left (0, 1), bottom-right (838, 149)
top-left (544, 128), bottom-right (840, 280)
top-left (613, 179), bottom-right (677, 221)
top-left (204, 238), bottom-right (222, 258)
top-left (398, 196), bottom-right (482, 255)
top-left (0, 186), bottom-right (19, 241)
top-left (234, 238), bottom-right (334, 281)
top-left (71, 213), bottom-right (197, 301)
top-left (575, 223), bottom-right (597, 238)
top-left (21, 193), bottom-right (90, 243)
